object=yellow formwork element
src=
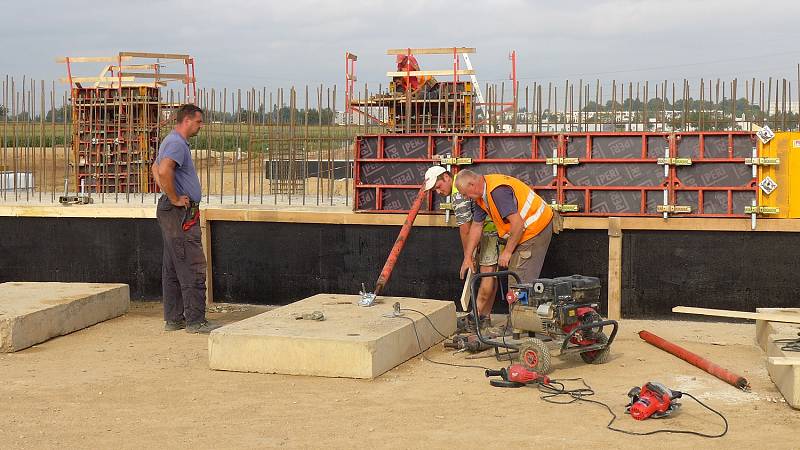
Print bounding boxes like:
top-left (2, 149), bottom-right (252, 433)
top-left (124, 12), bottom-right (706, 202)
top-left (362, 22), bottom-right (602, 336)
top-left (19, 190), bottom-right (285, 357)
top-left (758, 131), bottom-right (800, 218)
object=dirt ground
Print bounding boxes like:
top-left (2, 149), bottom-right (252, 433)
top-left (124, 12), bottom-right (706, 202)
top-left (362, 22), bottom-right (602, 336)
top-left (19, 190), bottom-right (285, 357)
top-left (0, 302), bottom-right (796, 449)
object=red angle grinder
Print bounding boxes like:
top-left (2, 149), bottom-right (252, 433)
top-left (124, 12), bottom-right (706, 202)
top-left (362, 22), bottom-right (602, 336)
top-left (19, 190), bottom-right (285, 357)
top-left (485, 364), bottom-right (550, 388)
top-left (626, 382), bottom-right (682, 420)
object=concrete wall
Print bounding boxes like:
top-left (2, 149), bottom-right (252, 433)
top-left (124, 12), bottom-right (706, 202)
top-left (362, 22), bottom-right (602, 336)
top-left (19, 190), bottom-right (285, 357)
top-left (2, 217), bottom-right (799, 317)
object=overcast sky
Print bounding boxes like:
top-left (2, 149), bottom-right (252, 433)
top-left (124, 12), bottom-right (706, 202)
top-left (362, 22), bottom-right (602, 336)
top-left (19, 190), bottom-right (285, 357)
top-left (3, 0), bottom-right (800, 107)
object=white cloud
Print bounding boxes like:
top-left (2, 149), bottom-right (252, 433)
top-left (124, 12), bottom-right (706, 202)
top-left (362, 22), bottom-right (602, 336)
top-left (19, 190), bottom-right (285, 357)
top-left (1, 0), bottom-right (799, 103)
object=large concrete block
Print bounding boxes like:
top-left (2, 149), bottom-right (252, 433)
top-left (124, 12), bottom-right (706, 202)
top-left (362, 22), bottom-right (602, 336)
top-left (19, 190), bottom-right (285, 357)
top-left (759, 315), bottom-right (800, 409)
top-left (209, 294), bottom-right (456, 379)
top-left (0, 282), bottom-right (130, 352)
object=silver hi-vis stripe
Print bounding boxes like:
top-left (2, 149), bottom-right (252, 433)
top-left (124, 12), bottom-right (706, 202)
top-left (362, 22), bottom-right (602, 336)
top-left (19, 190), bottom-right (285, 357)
top-left (518, 190), bottom-right (536, 217)
top-left (524, 202), bottom-right (547, 228)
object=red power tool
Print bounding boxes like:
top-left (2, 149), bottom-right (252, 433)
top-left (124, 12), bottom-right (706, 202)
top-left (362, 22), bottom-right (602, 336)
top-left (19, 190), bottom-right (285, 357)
top-left (485, 364), bottom-right (550, 388)
top-left (626, 382), bottom-right (682, 420)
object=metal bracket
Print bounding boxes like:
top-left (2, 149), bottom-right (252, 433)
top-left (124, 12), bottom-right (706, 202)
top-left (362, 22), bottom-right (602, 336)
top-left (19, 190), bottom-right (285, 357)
top-left (656, 205), bottom-right (692, 214)
top-left (437, 157), bottom-right (472, 166)
top-left (545, 157), bottom-right (579, 166)
top-left (744, 206), bottom-right (780, 215)
top-left (548, 203), bottom-right (579, 212)
top-left (657, 157), bottom-right (692, 166)
top-left (439, 203), bottom-right (454, 211)
top-left (745, 157), bottom-right (780, 166)
top-left (58, 195), bottom-right (93, 205)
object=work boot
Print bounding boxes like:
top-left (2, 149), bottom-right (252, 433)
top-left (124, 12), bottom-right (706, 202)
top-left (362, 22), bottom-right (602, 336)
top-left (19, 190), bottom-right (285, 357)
top-left (185, 320), bottom-right (220, 334)
top-left (458, 314), bottom-right (491, 333)
top-left (164, 319), bottom-right (186, 331)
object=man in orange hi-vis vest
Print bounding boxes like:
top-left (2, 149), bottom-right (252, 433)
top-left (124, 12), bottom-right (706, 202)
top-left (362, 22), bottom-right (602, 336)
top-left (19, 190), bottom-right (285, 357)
top-left (454, 169), bottom-right (554, 284)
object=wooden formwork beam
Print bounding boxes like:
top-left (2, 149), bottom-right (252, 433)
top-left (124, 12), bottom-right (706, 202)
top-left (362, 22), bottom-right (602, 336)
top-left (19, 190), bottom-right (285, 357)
top-left (118, 51), bottom-right (190, 60)
top-left (386, 47), bottom-right (476, 55)
top-left (607, 217), bottom-right (622, 320)
top-left (56, 56), bottom-right (133, 63)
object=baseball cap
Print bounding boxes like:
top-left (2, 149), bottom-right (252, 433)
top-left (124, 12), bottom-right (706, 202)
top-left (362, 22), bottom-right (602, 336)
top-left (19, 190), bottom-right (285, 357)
top-left (423, 166), bottom-right (447, 191)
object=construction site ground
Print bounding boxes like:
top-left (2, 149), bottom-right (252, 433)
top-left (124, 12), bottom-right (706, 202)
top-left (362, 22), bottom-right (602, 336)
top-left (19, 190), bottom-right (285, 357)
top-left (0, 301), bottom-right (795, 449)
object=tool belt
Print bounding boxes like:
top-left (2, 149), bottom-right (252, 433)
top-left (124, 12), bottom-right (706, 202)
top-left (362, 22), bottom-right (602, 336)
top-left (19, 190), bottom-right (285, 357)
top-left (182, 201), bottom-right (200, 231)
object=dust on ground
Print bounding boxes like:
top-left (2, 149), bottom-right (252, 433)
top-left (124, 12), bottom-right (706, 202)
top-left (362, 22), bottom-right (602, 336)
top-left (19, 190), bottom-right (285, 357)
top-left (0, 302), bottom-right (796, 449)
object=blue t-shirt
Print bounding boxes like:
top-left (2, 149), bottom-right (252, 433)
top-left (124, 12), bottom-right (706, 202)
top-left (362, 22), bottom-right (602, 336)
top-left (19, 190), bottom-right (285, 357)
top-left (156, 130), bottom-right (201, 202)
top-left (473, 186), bottom-right (518, 222)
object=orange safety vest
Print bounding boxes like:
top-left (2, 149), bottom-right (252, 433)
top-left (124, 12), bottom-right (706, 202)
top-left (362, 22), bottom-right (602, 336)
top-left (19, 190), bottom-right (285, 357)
top-left (475, 174), bottom-right (553, 244)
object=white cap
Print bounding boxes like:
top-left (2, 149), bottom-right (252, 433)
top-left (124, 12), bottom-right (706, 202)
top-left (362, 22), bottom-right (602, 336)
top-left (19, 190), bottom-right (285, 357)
top-left (423, 166), bottom-right (447, 191)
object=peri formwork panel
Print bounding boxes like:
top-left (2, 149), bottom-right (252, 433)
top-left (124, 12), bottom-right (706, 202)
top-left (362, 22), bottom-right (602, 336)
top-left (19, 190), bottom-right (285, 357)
top-left (671, 132), bottom-right (757, 216)
top-left (353, 131), bottom-right (759, 217)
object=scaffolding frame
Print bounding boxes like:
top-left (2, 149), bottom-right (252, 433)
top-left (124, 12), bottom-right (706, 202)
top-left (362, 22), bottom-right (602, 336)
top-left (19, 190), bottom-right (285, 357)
top-left (58, 52), bottom-right (196, 195)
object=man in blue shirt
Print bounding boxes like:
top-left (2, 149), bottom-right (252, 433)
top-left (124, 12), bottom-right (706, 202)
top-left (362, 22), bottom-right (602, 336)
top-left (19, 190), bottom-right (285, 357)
top-left (152, 104), bottom-right (215, 333)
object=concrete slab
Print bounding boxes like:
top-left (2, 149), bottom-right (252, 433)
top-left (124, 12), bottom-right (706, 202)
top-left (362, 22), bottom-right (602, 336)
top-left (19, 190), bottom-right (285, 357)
top-left (0, 282), bottom-right (129, 352)
top-left (208, 294), bottom-right (456, 379)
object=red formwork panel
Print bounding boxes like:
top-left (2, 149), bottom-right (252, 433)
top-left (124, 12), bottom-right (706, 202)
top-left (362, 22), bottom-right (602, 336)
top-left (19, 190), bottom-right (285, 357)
top-left (353, 131), bottom-right (758, 218)
top-left (561, 132), bottom-right (668, 216)
top-left (670, 132), bottom-right (758, 217)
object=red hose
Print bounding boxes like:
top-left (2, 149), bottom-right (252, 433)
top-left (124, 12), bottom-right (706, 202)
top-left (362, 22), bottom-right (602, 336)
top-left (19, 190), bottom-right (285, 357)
top-left (638, 330), bottom-right (749, 391)
top-left (373, 186), bottom-right (428, 297)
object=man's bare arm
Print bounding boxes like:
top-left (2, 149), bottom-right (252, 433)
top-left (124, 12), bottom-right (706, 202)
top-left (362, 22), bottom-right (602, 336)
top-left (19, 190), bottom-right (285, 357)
top-left (154, 158), bottom-right (188, 207)
top-left (458, 222), bottom-right (471, 255)
top-left (498, 212), bottom-right (524, 267)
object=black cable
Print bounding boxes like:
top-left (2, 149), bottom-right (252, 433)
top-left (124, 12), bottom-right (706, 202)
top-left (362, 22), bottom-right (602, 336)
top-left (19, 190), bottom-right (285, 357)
top-left (399, 305), bottom-right (728, 438)
top-left (395, 310), bottom-right (492, 371)
top-left (400, 308), bottom-right (452, 340)
top-left (535, 378), bottom-right (728, 438)
top-left (774, 333), bottom-right (800, 352)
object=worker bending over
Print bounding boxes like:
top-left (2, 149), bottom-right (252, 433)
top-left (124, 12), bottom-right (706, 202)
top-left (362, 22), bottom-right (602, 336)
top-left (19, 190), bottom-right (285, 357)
top-left (454, 169), bottom-right (554, 285)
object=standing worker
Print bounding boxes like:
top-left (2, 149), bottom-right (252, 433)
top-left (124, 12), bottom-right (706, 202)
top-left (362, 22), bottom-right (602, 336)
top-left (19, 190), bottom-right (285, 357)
top-left (151, 104), bottom-right (215, 334)
top-left (454, 169), bottom-right (554, 284)
top-left (424, 166), bottom-right (498, 328)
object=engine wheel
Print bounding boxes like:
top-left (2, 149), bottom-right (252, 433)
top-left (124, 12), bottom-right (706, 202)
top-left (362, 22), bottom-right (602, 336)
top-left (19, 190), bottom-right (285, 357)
top-left (518, 338), bottom-right (552, 374)
top-left (580, 331), bottom-right (611, 364)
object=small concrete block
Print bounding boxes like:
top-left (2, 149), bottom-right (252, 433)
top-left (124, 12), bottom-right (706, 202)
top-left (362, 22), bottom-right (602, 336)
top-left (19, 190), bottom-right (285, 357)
top-left (209, 294), bottom-right (456, 379)
top-left (0, 282), bottom-right (130, 352)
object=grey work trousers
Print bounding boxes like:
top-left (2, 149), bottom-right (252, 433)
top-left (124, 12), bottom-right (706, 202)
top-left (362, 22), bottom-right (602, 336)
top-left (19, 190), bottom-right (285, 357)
top-left (156, 195), bottom-right (207, 324)
top-left (508, 219), bottom-right (553, 282)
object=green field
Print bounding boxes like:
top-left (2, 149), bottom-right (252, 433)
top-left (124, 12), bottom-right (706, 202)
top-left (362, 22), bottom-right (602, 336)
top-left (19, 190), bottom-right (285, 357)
top-left (0, 122), bottom-right (381, 153)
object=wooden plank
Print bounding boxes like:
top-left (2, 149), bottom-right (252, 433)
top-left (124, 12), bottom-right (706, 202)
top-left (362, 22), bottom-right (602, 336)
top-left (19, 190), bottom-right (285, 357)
top-left (387, 47), bottom-right (476, 55)
top-left (614, 217), bottom-right (800, 232)
top-left (769, 357), bottom-right (800, 366)
top-left (672, 306), bottom-right (800, 323)
top-left (112, 64), bottom-right (158, 70)
top-left (203, 208), bottom-right (444, 227)
top-left (0, 205), bottom-right (154, 219)
top-left (386, 69), bottom-right (475, 77)
top-left (562, 217), bottom-right (609, 230)
top-left (200, 211), bottom-right (214, 305)
top-left (60, 76), bottom-right (136, 83)
top-left (56, 56), bottom-right (132, 63)
top-left (607, 218), bottom-right (622, 320)
top-left (119, 73), bottom-right (192, 81)
top-left (119, 52), bottom-right (190, 60)
top-left (459, 267), bottom-right (473, 312)
top-left (7, 204), bottom-right (800, 233)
